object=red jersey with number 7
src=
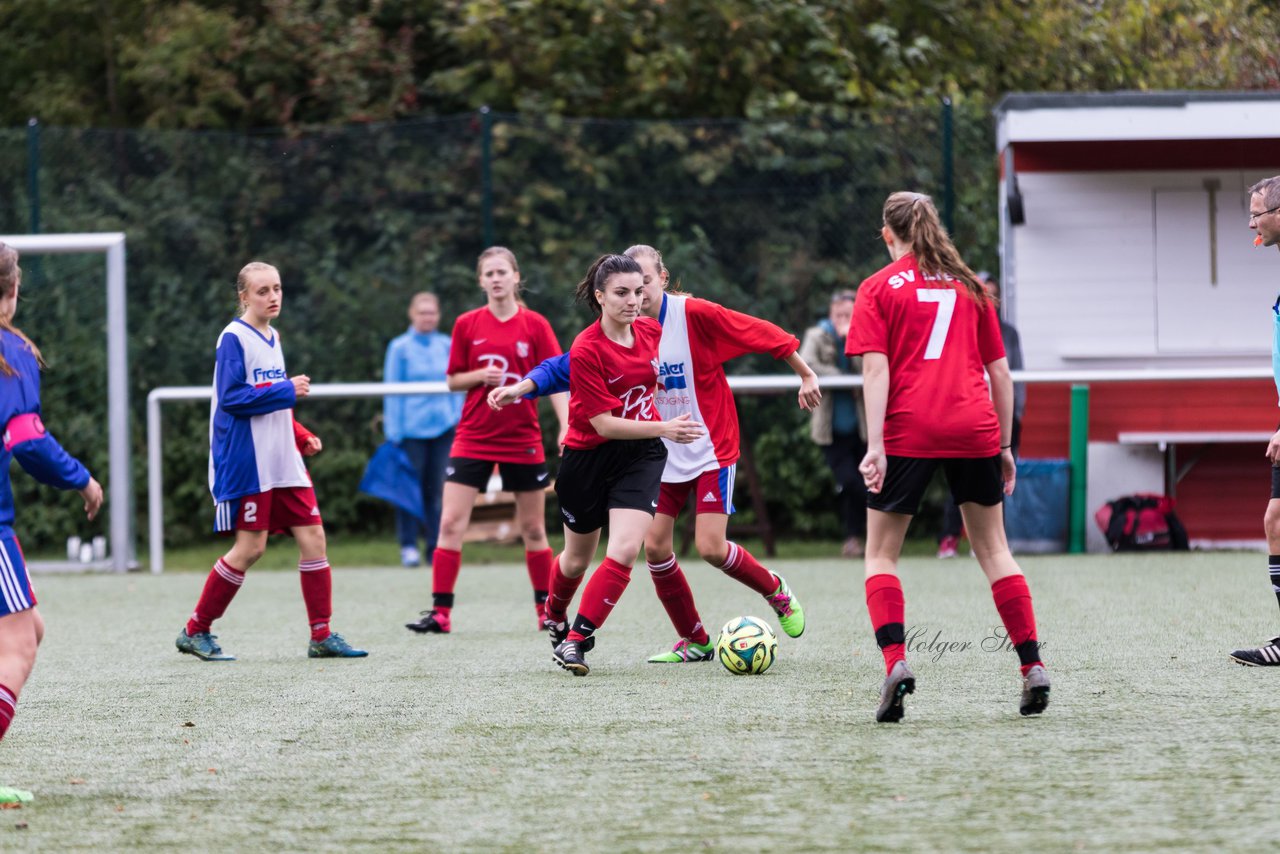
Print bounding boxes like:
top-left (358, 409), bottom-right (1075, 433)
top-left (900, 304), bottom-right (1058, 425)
top-left (845, 253), bottom-right (1005, 458)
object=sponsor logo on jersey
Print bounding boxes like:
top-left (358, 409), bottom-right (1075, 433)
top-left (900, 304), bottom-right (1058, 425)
top-left (516, 341), bottom-right (529, 358)
top-left (252, 367), bottom-right (288, 383)
top-left (656, 361), bottom-right (687, 391)
top-left (618, 385), bottom-right (655, 420)
top-left (477, 353), bottom-right (525, 388)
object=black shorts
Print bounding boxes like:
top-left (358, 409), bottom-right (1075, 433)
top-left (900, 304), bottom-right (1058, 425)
top-left (554, 439), bottom-right (667, 534)
top-left (867, 455), bottom-right (1004, 516)
top-left (1271, 463), bottom-right (1280, 500)
top-left (445, 456), bottom-right (549, 493)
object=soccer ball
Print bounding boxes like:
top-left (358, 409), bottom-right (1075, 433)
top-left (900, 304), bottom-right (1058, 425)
top-left (715, 616), bottom-right (777, 675)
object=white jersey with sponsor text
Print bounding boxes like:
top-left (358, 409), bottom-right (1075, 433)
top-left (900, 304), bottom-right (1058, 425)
top-left (208, 319), bottom-right (310, 502)
top-left (653, 295), bottom-right (799, 482)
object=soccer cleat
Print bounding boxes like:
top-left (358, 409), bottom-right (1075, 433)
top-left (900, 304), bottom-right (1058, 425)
top-left (308, 633), bottom-right (368, 658)
top-left (766, 575), bottom-right (806, 638)
top-left (405, 610), bottom-right (451, 634)
top-left (1229, 636), bottom-right (1280, 666)
top-left (937, 535), bottom-right (959, 559)
top-left (1020, 664), bottom-right (1050, 716)
top-left (553, 638), bottom-right (590, 675)
top-left (175, 628), bottom-right (236, 661)
top-left (545, 614), bottom-right (569, 648)
top-left (876, 660), bottom-right (916, 723)
top-left (0, 787), bottom-right (33, 804)
top-left (400, 546), bottom-right (421, 568)
top-left (647, 637), bottom-right (715, 663)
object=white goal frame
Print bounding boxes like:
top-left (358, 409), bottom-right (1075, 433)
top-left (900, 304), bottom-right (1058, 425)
top-left (0, 233), bottom-right (133, 572)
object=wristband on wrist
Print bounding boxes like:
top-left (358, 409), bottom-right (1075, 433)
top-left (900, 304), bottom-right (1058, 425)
top-left (1000, 444), bottom-right (1012, 450)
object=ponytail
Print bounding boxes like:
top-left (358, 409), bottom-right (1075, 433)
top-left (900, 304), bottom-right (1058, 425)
top-left (883, 192), bottom-right (987, 305)
top-left (574, 254), bottom-right (643, 316)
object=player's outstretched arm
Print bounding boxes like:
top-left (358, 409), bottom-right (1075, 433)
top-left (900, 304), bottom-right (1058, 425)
top-left (783, 350), bottom-right (822, 411)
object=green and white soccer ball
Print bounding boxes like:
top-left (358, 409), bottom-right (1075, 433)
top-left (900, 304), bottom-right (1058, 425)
top-left (715, 615), bottom-right (778, 675)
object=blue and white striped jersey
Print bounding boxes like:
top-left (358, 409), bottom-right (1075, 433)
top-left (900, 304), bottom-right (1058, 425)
top-left (208, 319), bottom-right (309, 502)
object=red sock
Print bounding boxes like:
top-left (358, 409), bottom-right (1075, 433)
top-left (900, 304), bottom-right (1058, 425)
top-left (866, 573), bottom-right (906, 675)
top-left (0, 683), bottom-right (15, 741)
top-left (717, 542), bottom-right (777, 596)
top-left (299, 557), bottom-right (333, 642)
top-left (546, 556), bottom-right (584, 624)
top-left (573, 556), bottom-right (633, 635)
top-left (647, 554), bottom-right (709, 645)
top-left (186, 558), bottom-right (245, 636)
top-left (431, 547), bottom-right (462, 615)
top-left (526, 548), bottom-right (553, 605)
top-left (991, 574), bottom-right (1043, 675)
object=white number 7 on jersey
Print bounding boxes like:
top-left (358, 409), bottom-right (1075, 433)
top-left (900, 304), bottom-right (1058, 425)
top-left (916, 289), bottom-right (956, 360)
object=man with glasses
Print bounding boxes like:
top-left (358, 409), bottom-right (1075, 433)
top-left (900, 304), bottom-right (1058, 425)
top-left (1230, 176), bottom-right (1280, 666)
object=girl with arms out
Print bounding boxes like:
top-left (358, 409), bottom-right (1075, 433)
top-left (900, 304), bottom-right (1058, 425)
top-left (492, 244), bottom-right (820, 662)
top-left (544, 253), bottom-right (703, 676)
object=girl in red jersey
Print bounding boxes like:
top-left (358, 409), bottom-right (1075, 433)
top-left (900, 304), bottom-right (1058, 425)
top-left (549, 254), bottom-right (704, 676)
top-left (846, 192), bottom-right (1049, 723)
top-left (490, 245), bottom-right (822, 663)
top-left (404, 247), bottom-right (567, 635)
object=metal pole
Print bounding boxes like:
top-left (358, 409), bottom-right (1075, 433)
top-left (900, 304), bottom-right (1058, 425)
top-left (106, 240), bottom-right (133, 571)
top-left (1068, 384), bottom-right (1090, 554)
top-left (147, 393), bottom-right (164, 574)
top-left (480, 105), bottom-right (494, 247)
top-left (941, 97), bottom-right (954, 234)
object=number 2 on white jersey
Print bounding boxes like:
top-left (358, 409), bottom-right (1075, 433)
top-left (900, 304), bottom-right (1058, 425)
top-left (916, 289), bottom-right (956, 360)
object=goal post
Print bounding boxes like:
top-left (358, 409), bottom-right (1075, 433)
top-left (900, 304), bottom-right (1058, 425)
top-left (0, 233), bottom-right (133, 572)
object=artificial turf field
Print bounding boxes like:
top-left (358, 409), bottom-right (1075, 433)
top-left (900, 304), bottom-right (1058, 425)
top-left (4, 550), bottom-right (1280, 851)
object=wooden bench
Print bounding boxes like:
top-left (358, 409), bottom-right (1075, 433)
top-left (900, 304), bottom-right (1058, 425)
top-left (1116, 431), bottom-right (1273, 497)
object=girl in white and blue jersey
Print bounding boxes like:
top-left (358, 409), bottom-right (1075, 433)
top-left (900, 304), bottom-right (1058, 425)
top-left (0, 243), bottom-right (103, 804)
top-left (175, 261), bottom-right (367, 662)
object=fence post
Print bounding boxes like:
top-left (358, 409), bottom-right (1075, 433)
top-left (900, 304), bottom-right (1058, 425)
top-left (940, 97), bottom-right (954, 233)
top-left (480, 105), bottom-right (494, 247)
top-left (1068, 384), bottom-right (1090, 553)
top-left (26, 118), bottom-right (40, 235)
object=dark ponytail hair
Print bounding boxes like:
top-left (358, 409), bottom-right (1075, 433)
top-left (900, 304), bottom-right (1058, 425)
top-left (573, 254), bottom-right (643, 316)
top-left (882, 191), bottom-right (988, 305)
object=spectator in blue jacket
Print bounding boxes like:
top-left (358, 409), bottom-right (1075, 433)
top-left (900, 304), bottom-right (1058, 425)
top-left (383, 292), bottom-right (462, 567)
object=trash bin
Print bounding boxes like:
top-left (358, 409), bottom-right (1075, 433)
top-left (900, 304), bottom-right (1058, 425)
top-left (1004, 458), bottom-right (1070, 554)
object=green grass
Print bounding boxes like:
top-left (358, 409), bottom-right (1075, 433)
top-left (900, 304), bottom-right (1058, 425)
top-left (5, 550), bottom-right (1280, 850)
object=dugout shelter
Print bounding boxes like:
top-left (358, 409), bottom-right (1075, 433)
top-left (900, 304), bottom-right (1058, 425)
top-left (995, 92), bottom-right (1280, 549)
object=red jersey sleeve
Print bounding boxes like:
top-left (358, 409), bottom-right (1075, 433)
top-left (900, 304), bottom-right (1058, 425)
top-left (685, 298), bottom-right (799, 362)
top-left (976, 297), bottom-right (1006, 365)
top-left (846, 278), bottom-right (888, 356)
top-left (446, 313), bottom-right (472, 375)
top-left (569, 344), bottom-right (621, 421)
top-left (292, 418), bottom-right (315, 453)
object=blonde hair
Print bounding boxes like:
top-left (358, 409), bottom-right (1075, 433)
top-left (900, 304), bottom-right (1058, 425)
top-left (882, 192), bottom-right (987, 305)
top-left (235, 261), bottom-right (279, 316)
top-left (476, 246), bottom-right (525, 307)
top-left (624, 243), bottom-right (683, 294)
top-left (0, 243), bottom-right (44, 376)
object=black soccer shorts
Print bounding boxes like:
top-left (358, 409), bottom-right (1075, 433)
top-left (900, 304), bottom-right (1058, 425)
top-left (445, 456), bottom-right (550, 493)
top-left (867, 454), bottom-right (1004, 516)
top-left (554, 438), bottom-right (667, 534)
